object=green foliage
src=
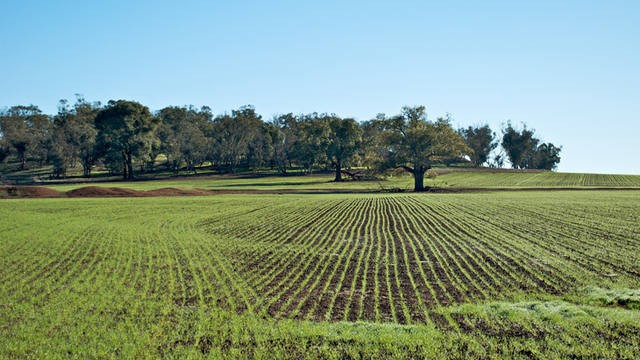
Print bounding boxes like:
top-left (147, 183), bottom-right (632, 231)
top-left (156, 106), bottom-right (210, 174)
top-left (1, 98), bottom-right (569, 181)
top-left (532, 142), bottom-right (562, 170)
top-left (50, 97), bottom-right (100, 177)
top-left (285, 113), bottom-right (331, 173)
top-left (501, 122), bottom-right (562, 170)
top-left (459, 124), bottom-right (497, 166)
top-left (95, 100), bottom-right (158, 179)
top-left (375, 106), bottom-right (470, 191)
top-left (210, 105), bottom-right (263, 173)
top-left (501, 122), bottom-right (538, 169)
top-left (326, 117), bottom-right (362, 181)
top-left (0, 105), bottom-right (51, 170)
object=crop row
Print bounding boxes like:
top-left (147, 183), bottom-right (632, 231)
top-left (2, 191), bottom-right (639, 333)
top-left (198, 192), bottom-right (640, 325)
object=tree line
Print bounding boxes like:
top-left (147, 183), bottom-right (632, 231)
top-left (0, 98), bottom-right (561, 191)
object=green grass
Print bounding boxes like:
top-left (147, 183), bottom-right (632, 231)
top-left (2, 190), bottom-right (640, 358)
top-left (39, 170), bottom-right (640, 193)
top-left (430, 170), bottom-right (640, 188)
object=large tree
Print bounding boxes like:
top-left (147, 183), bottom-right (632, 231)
top-left (501, 122), bottom-right (561, 170)
top-left (50, 97), bottom-right (100, 177)
top-left (326, 116), bottom-right (361, 181)
top-left (264, 117), bottom-right (290, 174)
top-left (210, 105), bottom-right (262, 173)
top-left (0, 105), bottom-right (50, 170)
top-left (286, 113), bottom-right (330, 174)
top-left (459, 124), bottom-right (497, 166)
top-left (501, 122), bottom-right (538, 169)
top-left (157, 106), bottom-right (210, 174)
top-left (95, 100), bottom-right (157, 179)
top-left (377, 106), bottom-right (469, 192)
top-left (530, 143), bottom-right (562, 170)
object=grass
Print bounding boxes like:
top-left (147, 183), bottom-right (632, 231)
top-left (582, 286), bottom-right (640, 309)
top-left (1, 190), bottom-right (640, 358)
top-left (34, 169), bottom-right (640, 194)
top-left (429, 170), bottom-right (640, 188)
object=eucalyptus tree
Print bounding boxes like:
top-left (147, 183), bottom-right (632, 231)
top-left (287, 113), bottom-right (330, 174)
top-left (459, 124), bottom-right (497, 166)
top-left (157, 106), bottom-right (210, 174)
top-left (210, 105), bottom-right (263, 173)
top-left (326, 116), bottom-right (361, 181)
top-left (501, 122), bottom-right (538, 169)
top-left (50, 97), bottom-right (100, 177)
top-left (95, 100), bottom-right (157, 179)
top-left (0, 105), bottom-right (51, 170)
top-left (501, 122), bottom-right (561, 170)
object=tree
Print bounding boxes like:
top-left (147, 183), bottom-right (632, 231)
top-left (264, 117), bottom-right (289, 174)
top-left (531, 143), bottom-right (562, 170)
top-left (377, 106), bottom-right (469, 192)
top-left (501, 122), bottom-right (538, 169)
top-left (210, 105), bottom-right (262, 173)
top-left (246, 122), bottom-right (273, 171)
top-left (95, 100), bottom-right (157, 179)
top-left (0, 142), bottom-right (9, 163)
top-left (326, 116), bottom-right (361, 181)
top-left (501, 122), bottom-right (562, 170)
top-left (287, 113), bottom-right (330, 173)
top-left (50, 97), bottom-right (100, 177)
top-left (0, 105), bottom-right (50, 170)
top-left (459, 124), bottom-right (497, 166)
top-left (157, 106), bottom-right (210, 174)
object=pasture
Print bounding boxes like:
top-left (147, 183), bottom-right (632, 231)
top-left (1, 189), bottom-right (639, 358)
top-left (38, 170), bottom-right (640, 194)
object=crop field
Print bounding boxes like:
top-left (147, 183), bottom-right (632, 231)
top-left (433, 171), bottom-right (640, 188)
top-left (2, 191), bottom-right (640, 358)
top-left (41, 170), bottom-right (640, 194)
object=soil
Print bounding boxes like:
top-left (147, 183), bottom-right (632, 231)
top-left (0, 186), bottom-right (64, 198)
top-left (1, 184), bottom-right (638, 200)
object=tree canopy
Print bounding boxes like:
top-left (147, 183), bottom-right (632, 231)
top-left (501, 122), bottom-right (561, 170)
top-left (94, 100), bottom-right (157, 179)
top-left (459, 124), bottom-right (497, 166)
top-left (0, 99), bottom-right (563, 187)
top-left (375, 106), bottom-right (469, 192)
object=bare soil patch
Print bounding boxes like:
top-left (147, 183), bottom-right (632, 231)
top-left (65, 186), bottom-right (220, 198)
top-left (0, 186), bottom-right (63, 198)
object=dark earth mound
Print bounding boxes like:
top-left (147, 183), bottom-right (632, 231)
top-left (0, 186), bottom-right (63, 198)
top-left (66, 186), bottom-right (144, 197)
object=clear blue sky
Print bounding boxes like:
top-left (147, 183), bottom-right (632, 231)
top-left (1, 0), bottom-right (638, 174)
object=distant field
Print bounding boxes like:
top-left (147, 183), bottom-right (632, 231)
top-left (2, 191), bottom-right (639, 358)
top-left (40, 170), bottom-right (640, 193)
top-left (434, 170), bottom-right (640, 188)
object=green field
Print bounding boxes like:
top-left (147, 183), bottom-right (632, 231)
top-left (36, 170), bottom-right (640, 195)
top-left (2, 189), bottom-right (640, 358)
top-left (432, 170), bottom-right (640, 188)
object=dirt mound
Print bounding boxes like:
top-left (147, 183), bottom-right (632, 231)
top-left (146, 187), bottom-right (213, 196)
top-left (66, 186), bottom-right (146, 198)
top-left (65, 186), bottom-right (215, 198)
top-left (0, 186), bottom-right (63, 198)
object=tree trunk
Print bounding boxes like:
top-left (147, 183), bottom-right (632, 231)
top-left (126, 153), bottom-right (134, 180)
top-left (413, 166), bottom-right (426, 192)
top-left (123, 151), bottom-right (134, 180)
top-left (19, 154), bottom-right (26, 170)
top-left (334, 160), bottom-right (342, 182)
top-left (82, 163), bottom-right (91, 177)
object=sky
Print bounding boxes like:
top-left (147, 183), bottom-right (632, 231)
top-left (1, 0), bottom-right (638, 174)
